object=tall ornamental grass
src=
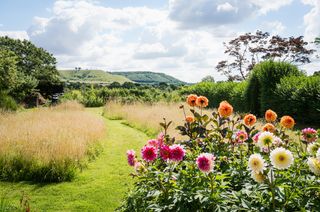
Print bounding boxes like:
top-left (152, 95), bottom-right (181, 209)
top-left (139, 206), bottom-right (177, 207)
top-left (0, 101), bottom-right (105, 182)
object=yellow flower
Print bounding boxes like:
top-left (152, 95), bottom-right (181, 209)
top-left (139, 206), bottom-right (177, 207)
top-left (307, 157), bottom-right (320, 175)
top-left (270, 147), bottom-right (294, 170)
top-left (248, 154), bottom-right (266, 173)
top-left (251, 171), bottom-right (265, 183)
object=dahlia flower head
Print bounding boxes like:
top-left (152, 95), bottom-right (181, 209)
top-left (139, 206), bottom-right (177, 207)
top-left (307, 157), bottom-right (320, 175)
top-left (141, 145), bottom-right (158, 162)
top-left (126, 150), bottom-right (136, 166)
top-left (301, 128), bottom-right (318, 143)
top-left (251, 171), bottom-right (265, 183)
top-left (196, 153), bottom-right (216, 173)
top-left (169, 144), bottom-right (186, 162)
top-left (257, 131), bottom-right (275, 150)
top-left (307, 143), bottom-right (319, 155)
top-left (235, 131), bottom-right (248, 144)
top-left (248, 153), bottom-right (267, 173)
top-left (270, 147), bottom-right (294, 170)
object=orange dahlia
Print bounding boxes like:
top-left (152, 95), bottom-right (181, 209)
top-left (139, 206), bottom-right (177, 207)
top-left (185, 116), bottom-right (195, 123)
top-left (265, 109), bottom-right (277, 122)
top-left (218, 101), bottom-right (233, 118)
top-left (243, 114), bottom-right (256, 127)
top-left (280, 116), bottom-right (295, 129)
top-left (195, 96), bottom-right (209, 108)
top-left (262, 123), bottom-right (276, 133)
top-left (186, 94), bottom-right (198, 107)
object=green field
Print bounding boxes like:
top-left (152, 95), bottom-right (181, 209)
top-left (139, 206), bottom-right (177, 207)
top-left (59, 70), bottom-right (132, 84)
top-left (0, 108), bottom-right (149, 211)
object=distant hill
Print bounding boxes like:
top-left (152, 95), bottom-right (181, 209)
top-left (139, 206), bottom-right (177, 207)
top-left (111, 71), bottom-right (186, 85)
top-left (59, 70), bottom-right (131, 84)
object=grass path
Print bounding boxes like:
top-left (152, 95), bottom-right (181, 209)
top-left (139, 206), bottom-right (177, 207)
top-left (0, 108), bottom-right (149, 211)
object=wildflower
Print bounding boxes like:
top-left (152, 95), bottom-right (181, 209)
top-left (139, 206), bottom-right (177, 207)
top-left (301, 128), bottom-right (318, 143)
top-left (243, 114), bottom-right (256, 127)
top-left (186, 94), bottom-right (198, 107)
top-left (248, 154), bottom-right (267, 173)
top-left (270, 147), bottom-right (294, 170)
top-left (141, 145), bottom-right (157, 162)
top-left (196, 153), bottom-right (215, 173)
top-left (169, 144), bottom-right (186, 162)
top-left (257, 132), bottom-right (275, 150)
top-left (235, 131), bottom-right (248, 144)
top-left (185, 116), bottom-right (195, 123)
top-left (196, 96), bottom-right (209, 108)
top-left (218, 101), bottom-right (233, 118)
top-left (262, 123), bottom-right (276, 133)
top-left (307, 143), bottom-right (319, 155)
top-left (126, 150), bottom-right (136, 166)
top-left (265, 109), bottom-right (277, 122)
top-left (307, 157), bottom-right (320, 175)
top-left (160, 145), bottom-right (171, 160)
top-left (253, 132), bottom-right (261, 143)
top-left (251, 171), bottom-right (265, 183)
top-left (148, 139), bottom-right (159, 148)
top-left (280, 116), bottom-right (295, 129)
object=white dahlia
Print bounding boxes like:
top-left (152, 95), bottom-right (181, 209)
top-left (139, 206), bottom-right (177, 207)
top-left (307, 157), bottom-right (320, 175)
top-left (248, 153), bottom-right (267, 173)
top-left (257, 132), bottom-right (275, 150)
top-left (270, 147), bottom-right (294, 170)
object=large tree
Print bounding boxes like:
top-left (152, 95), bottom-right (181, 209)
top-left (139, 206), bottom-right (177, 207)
top-left (0, 36), bottom-right (62, 100)
top-left (216, 31), bottom-right (315, 81)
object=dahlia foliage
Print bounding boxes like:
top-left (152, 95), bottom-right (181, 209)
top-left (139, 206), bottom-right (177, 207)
top-left (121, 94), bottom-right (320, 211)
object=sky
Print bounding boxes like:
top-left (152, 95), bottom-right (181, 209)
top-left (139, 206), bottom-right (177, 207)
top-left (0, 0), bottom-right (319, 82)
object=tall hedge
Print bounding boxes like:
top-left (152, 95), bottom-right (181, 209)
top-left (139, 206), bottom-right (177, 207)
top-left (246, 60), bottom-right (303, 115)
top-left (274, 76), bottom-right (320, 124)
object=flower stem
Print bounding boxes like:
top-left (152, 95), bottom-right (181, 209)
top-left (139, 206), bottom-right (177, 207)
top-left (270, 169), bottom-right (276, 210)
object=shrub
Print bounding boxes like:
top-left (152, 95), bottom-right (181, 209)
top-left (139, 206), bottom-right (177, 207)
top-left (119, 95), bottom-right (320, 211)
top-left (246, 60), bottom-right (303, 115)
top-left (0, 91), bottom-right (18, 111)
top-left (274, 75), bottom-right (320, 124)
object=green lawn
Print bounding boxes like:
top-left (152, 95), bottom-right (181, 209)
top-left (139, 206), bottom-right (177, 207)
top-left (0, 108), bottom-right (149, 211)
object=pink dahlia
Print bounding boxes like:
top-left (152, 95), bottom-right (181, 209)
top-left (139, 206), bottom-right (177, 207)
top-left (301, 128), bottom-right (318, 143)
top-left (148, 139), bottom-right (159, 148)
top-left (160, 145), bottom-right (171, 160)
top-left (126, 150), bottom-right (136, 166)
top-left (196, 153), bottom-right (215, 173)
top-left (169, 144), bottom-right (186, 162)
top-left (253, 132), bottom-right (261, 143)
top-left (157, 132), bottom-right (165, 146)
top-left (141, 145), bottom-right (157, 162)
top-left (235, 131), bottom-right (248, 144)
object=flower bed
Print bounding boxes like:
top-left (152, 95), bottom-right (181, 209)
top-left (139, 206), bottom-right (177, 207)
top-left (120, 94), bottom-right (320, 211)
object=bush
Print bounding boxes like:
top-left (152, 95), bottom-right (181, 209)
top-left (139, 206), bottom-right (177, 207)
top-left (0, 91), bottom-right (18, 111)
top-left (246, 60), bottom-right (303, 115)
top-left (180, 81), bottom-right (248, 112)
top-left (274, 75), bottom-right (320, 124)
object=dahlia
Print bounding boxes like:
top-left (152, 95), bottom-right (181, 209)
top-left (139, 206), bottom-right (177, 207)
top-left (196, 153), bottom-right (215, 173)
top-left (169, 144), bottom-right (186, 162)
top-left (307, 143), bottom-right (319, 155)
top-left (126, 150), bottom-right (136, 166)
top-left (248, 154), bottom-right (267, 173)
top-left (185, 116), bottom-right (195, 123)
top-left (301, 128), bottom-right (318, 143)
top-left (257, 131), bottom-right (275, 149)
top-left (252, 132), bottom-right (261, 144)
top-left (270, 147), bottom-right (294, 170)
top-left (148, 139), bottom-right (159, 148)
top-left (141, 145), bottom-right (157, 162)
top-left (243, 114), bottom-right (256, 127)
top-left (307, 157), bottom-right (320, 175)
top-left (235, 131), bottom-right (248, 144)
top-left (186, 94), bottom-right (198, 107)
top-left (160, 145), bottom-right (171, 160)
top-left (218, 101), bottom-right (233, 118)
top-left (195, 96), bottom-right (209, 108)
top-left (262, 123), bottom-right (276, 133)
top-left (280, 116), bottom-right (295, 129)
top-left (251, 171), bottom-right (265, 183)
top-left (265, 109), bottom-right (277, 122)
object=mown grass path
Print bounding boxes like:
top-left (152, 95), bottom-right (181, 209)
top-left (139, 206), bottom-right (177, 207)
top-left (0, 108), bottom-right (149, 211)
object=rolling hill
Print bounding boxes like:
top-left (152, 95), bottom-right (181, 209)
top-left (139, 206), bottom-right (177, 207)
top-left (59, 70), bottom-right (131, 84)
top-left (111, 71), bottom-right (186, 85)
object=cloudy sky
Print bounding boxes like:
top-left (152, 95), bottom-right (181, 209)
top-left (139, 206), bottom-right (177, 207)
top-left (0, 0), bottom-right (319, 82)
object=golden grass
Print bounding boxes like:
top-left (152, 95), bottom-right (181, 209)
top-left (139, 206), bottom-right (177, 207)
top-left (0, 102), bottom-right (105, 163)
top-left (104, 101), bottom-right (214, 139)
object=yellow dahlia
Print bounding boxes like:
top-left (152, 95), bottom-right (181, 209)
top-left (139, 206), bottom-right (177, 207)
top-left (307, 157), bottom-right (320, 175)
top-left (248, 153), bottom-right (266, 173)
top-left (251, 171), bottom-right (265, 183)
top-left (270, 147), bottom-right (294, 170)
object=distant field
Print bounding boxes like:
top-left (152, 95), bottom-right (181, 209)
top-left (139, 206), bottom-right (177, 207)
top-left (59, 69), bottom-right (131, 84)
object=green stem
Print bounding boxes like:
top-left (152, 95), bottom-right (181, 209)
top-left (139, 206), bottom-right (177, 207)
top-left (270, 169), bottom-right (276, 210)
top-left (209, 173), bottom-right (216, 196)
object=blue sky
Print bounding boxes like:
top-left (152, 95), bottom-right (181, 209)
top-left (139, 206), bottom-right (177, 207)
top-left (0, 0), bottom-right (319, 82)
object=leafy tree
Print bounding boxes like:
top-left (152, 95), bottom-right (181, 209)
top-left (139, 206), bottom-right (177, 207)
top-left (201, 75), bottom-right (215, 82)
top-left (0, 36), bottom-right (61, 99)
top-left (0, 49), bottom-right (18, 91)
top-left (216, 31), bottom-right (315, 81)
top-left (313, 71), bottom-right (320, 76)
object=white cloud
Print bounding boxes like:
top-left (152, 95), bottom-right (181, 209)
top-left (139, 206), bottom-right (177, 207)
top-left (0, 31), bottom-right (29, 40)
top-left (217, 2), bottom-right (238, 12)
top-left (262, 21), bottom-right (286, 35)
top-left (302, 0), bottom-right (320, 41)
top-left (250, 0), bottom-right (293, 14)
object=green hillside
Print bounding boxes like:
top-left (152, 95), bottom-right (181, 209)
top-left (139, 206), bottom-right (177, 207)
top-left (111, 71), bottom-right (186, 85)
top-left (59, 70), bottom-right (131, 84)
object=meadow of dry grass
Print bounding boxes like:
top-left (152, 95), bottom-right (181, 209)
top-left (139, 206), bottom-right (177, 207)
top-left (0, 101), bottom-right (105, 181)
